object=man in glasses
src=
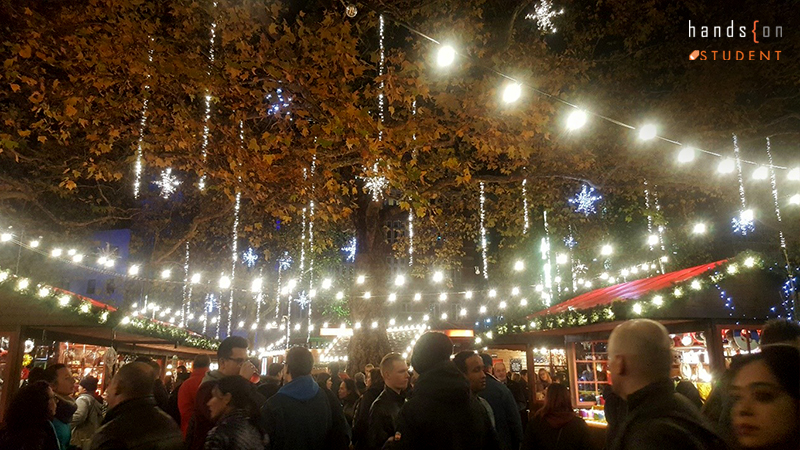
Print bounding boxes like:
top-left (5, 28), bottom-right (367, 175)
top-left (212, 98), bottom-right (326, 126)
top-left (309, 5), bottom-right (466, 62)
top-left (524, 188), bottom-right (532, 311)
top-left (186, 336), bottom-right (263, 450)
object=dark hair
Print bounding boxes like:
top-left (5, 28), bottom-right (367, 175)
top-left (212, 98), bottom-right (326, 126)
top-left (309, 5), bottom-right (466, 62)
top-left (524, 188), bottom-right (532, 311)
top-left (42, 363), bottom-right (67, 384)
top-left (675, 380), bottom-right (703, 410)
top-left (177, 365), bottom-right (187, 372)
top-left (267, 363), bottom-right (284, 377)
top-left (410, 332), bottom-right (453, 374)
top-left (761, 319), bottom-right (800, 346)
top-left (329, 362), bottom-right (340, 374)
top-left (286, 347), bottom-right (314, 377)
top-left (1, 381), bottom-right (53, 428)
top-left (520, 369), bottom-right (528, 377)
top-left (731, 345), bottom-right (800, 399)
top-left (479, 353), bottom-right (493, 369)
top-left (368, 368), bottom-right (384, 389)
top-left (316, 372), bottom-right (331, 389)
top-left (453, 351), bottom-right (479, 375)
top-left (27, 367), bottom-right (46, 384)
top-left (535, 383), bottom-right (574, 419)
top-left (134, 356), bottom-right (153, 363)
top-left (214, 376), bottom-right (261, 417)
top-left (218, 336), bottom-right (249, 360)
top-left (193, 354), bottom-right (211, 369)
top-left (113, 362), bottom-right (155, 399)
top-left (80, 376), bottom-right (99, 393)
top-left (340, 378), bottom-right (357, 396)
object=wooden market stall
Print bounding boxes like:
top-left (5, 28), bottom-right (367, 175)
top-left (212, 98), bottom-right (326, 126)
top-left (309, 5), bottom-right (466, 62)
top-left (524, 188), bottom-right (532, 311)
top-left (491, 256), bottom-right (786, 435)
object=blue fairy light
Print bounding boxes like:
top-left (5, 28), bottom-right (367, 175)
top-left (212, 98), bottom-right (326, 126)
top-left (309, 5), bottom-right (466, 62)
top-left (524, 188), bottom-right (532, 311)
top-left (568, 185), bottom-right (602, 216)
top-left (242, 248), bottom-right (259, 268)
top-left (342, 237), bottom-right (357, 262)
top-left (278, 251), bottom-right (293, 271)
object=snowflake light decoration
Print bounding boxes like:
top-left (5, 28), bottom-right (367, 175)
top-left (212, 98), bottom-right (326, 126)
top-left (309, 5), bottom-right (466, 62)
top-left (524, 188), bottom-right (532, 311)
top-left (361, 173), bottom-right (389, 202)
top-left (154, 168), bottom-right (181, 199)
top-left (731, 210), bottom-right (755, 236)
top-left (266, 88), bottom-right (292, 120)
top-left (568, 185), bottom-right (602, 216)
top-left (295, 292), bottom-right (311, 310)
top-left (563, 235), bottom-right (577, 249)
top-left (342, 237), bottom-right (357, 263)
top-left (242, 248), bottom-right (258, 268)
top-left (278, 251), bottom-right (292, 271)
top-left (205, 293), bottom-right (218, 312)
top-left (525, 0), bottom-right (564, 33)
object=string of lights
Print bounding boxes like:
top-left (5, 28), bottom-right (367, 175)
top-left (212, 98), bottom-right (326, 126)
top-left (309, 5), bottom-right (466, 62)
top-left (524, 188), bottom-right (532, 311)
top-left (133, 38), bottom-right (153, 199)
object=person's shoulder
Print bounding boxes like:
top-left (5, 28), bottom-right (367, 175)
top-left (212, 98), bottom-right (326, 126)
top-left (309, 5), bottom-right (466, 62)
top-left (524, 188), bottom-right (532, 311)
top-left (624, 415), bottom-right (717, 450)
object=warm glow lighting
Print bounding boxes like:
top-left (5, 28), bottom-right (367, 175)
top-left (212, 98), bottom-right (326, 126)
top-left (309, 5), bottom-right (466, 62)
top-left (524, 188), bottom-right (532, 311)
top-left (414, 293), bottom-right (421, 302)
top-left (520, 298), bottom-right (528, 306)
top-left (465, 290), bottom-right (473, 299)
top-left (633, 303), bottom-right (643, 314)
top-left (638, 124), bottom-right (657, 140)
top-left (566, 109), bottom-right (587, 131)
top-left (356, 275), bottom-right (366, 285)
top-left (219, 275), bottom-right (231, 289)
top-left (752, 166), bottom-right (769, 180)
top-left (388, 293), bottom-right (397, 302)
top-left (128, 265), bottom-right (140, 276)
top-left (678, 146), bottom-right (695, 163)
top-left (423, 314), bottom-right (429, 321)
top-left (647, 234), bottom-right (659, 246)
top-left (601, 244), bottom-right (613, 256)
top-left (727, 264), bottom-right (738, 274)
top-left (488, 289), bottom-right (497, 298)
top-left (371, 321), bottom-right (378, 329)
top-left (51, 248), bottom-right (63, 257)
top-left (287, 279), bottom-right (297, 290)
top-left (250, 277), bottom-right (263, 293)
top-left (790, 194), bottom-right (800, 205)
top-left (741, 209), bottom-right (754, 222)
top-left (363, 291), bottom-right (371, 299)
top-left (395, 275), bottom-right (405, 286)
top-left (600, 272), bottom-right (609, 280)
top-left (433, 271), bottom-right (444, 282)
top-left (459, 308), bottom-right (467, 317)
top-left (322, 278), bottom-right (332, 289)
top-left (652, 295), bottom-right (664, 307)
top-left (502, 82), bottom-right (522, 103)
top-left (336, 291), bottom-right (344, 300)
top-left (788, 167), bottom-right (800, 181)
top-left (514, 260), bottom-right (524, 271)
top-left (718, 158), bottom-right (735, 174)
top-left (72, 254), bottom-right (83, 263)
top-left (441, 313), bottom-right (448, 320)
top-left (556, 253), bottom-right (568, 265)
top-left (693, 223), bottom-right (707, 234)
top-left (691, 280), bottom-right (702, 290)
top-left (499, 301), bottom-right (507, 309)
top-left (479, 305), bottom-right (487, 314)
top-left (68, 249), bottom-right (77, 256)
top-left (511, 287), bottom-right (520, 296)
top-left (191, 273), bottom-right (201, 284)
top-left (437, 45), bottom-right (456, 67)
top-left (161, 269), bottom-right (171, 279)
top-left (744, 257), bottom-right (756, 268)
top-left (439, 293), bottom-right (447, 302)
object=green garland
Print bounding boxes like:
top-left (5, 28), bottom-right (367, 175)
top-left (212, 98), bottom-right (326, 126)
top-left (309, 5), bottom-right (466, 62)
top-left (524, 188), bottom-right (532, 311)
top-left (0, 267), bottom-right (219, 351)
top-left (479, 252), bottom-right (764, 344)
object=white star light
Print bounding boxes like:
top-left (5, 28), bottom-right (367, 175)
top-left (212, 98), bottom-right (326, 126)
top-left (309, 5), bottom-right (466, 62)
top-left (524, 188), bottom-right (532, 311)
top-left (731, 209), bottom-right (755, 236)
top-left (342, 237), bottom-right (357, 263)
top-left (361, 172), bottom-right (389, 202)
top-left (242, 248), bottom-right (259, 268)
top-left (295, 292), bottom-right (311, 310)
top-left (526, 0), bottom-right (564, 33)
top-left (154, 168), bottom-right (181, 199)
top-left (278, 252), bottom-right (292, 271)
top-left (569, 185), bottom-right (602, 216)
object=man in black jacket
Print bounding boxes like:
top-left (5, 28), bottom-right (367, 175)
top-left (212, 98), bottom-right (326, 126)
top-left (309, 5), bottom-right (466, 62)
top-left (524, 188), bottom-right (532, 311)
top-left (260, 347), bottom-right (349, 450)
top-left (257, 362), bottom-right (284, 400)
top-left (366, 353), bottom-right (409, 449)
top-left (478, 354), bottom-right (523, 450)
top-left (90, 362), bottom-right (183, 450)
top-left (608, 319), bottom-right (726, 450)
top-left (353, 368), bottom-right (384, 450)
top-left (394, 332), bottom-right (498, 450)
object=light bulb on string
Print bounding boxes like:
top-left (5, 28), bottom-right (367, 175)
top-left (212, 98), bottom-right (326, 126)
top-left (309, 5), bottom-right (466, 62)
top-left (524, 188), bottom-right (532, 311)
top-left (502, 82), bottom-right (522, 104)
top-left (335, 291), bottom-right (344, 300)
top-left (356, 275), bottom-right (366, 285)
top-left (51, 248), bottom-right (62, 257)
top-left (752, 166), bottom-right (769, 180)
top-left (601, 244), bottom-right (613, 256)
top-left (718, 158), bottom-right (735, 174)
top-left (219, 275), bottom-right (231, 289)
top-left (395, 275), bottom-right (405, 286)
top-left (128, 265), bottom-right (140, 276)
top-left (29, 240), bottom-right (39, 248)
top-left (514, 260), bottom-right (524, 271)
top-left (437, 45), bottom-right (456, 67)
top-left (678, 147), bottom-right (695, 163)
top-left (322, 278), bottom-right (332, 289)
top-left (161, 269), bottom-right (171, 279)
top-left (790, 194), bottom-right (800, 205)
top-left (388, 293), bottom-right (397, 302)
top-left (647, 234), bottom-right (660, 246)
top-left (413, 293), bottom-right (421, 302)
top-left (566, 109), bottom-right (587, 131)
top-left (638, 124), bottom-right (657, 141)
top-left (250, 277), bottom-right (263, 293)
top-left (432, 271), bottom-right (444, 283)
top-left (1, 232), bottom-right (15, 242)
top-left (788, 168), bottom-right (800, 181)
top-left (693, 223), bottom-right (707, 234)
top-left (191, 273), bottom-right (201, 284)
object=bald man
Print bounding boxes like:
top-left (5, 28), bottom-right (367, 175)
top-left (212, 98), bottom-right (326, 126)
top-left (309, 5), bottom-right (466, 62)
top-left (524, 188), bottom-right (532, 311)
top-left (607, 319), bottom-right (726, 450)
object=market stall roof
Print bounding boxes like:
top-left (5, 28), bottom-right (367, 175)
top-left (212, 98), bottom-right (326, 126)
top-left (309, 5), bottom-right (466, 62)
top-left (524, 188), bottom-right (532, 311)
top-left (530, 260), bottom-right (727, 318)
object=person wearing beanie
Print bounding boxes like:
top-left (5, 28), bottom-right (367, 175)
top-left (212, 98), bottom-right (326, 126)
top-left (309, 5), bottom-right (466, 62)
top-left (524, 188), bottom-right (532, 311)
top-left (478, 353), bottom-right (524, 450)
top-left (70, 376), bottom-right (103, 449)
top-left (393, 332), bottom-right (499, 450)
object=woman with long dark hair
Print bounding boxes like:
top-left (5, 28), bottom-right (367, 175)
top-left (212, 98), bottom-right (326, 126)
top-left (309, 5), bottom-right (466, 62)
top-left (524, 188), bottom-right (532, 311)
top-left (0, 381), bottom-right (60, 450)
top-left (729, 345), bottom-right (799, 450)
top-left (522, 383), bottom-right (590, 450)
top-left (205, 376), bottom-right (268, 450)
top-left (338, 378), bottom-right (360, 426)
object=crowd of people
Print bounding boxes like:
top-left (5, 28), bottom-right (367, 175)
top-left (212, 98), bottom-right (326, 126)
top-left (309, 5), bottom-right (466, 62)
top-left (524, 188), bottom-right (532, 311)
top-left (0, 318), bottom-right (798, 450)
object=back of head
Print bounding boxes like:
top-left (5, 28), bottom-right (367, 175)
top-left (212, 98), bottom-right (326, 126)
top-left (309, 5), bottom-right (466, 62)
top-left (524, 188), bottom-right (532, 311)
top-left (217, 336), bottom-right (249, 360)
top-left (316, 372), bottom-right (331, 385)
top-left (3, 381), bottom-right (53, 428)
top-left (286, 346), bottom-right (314, 378)
top-left (368, 368), bottom-right (384, 389)
top-left (537, 383), bottom-right (573, 418)
top-left (342, 378), bottom-right (357, 397)
top-left (42, 363), bottom-right (67, 385)
top-left (609, 319), bottom-right (672, 382)
top-left (215, 375), bottom-right (261, 417)
top-left (80, 376), bottom-right (99, 393)
top-left (761, 319), bottom-right (800, 346)
top-left (380, 353), bottom-right (405, 376)
top-left (479, 353), bottom-right (493, 371)
top-left (113, 362), bottom-right (155, 399)
top-left (329, 362), bottom-right (340, 375)
top-left (354, 372), bottom-right (365, 383)
top-left (193, 354), bottom-right (211, 369)
top-left (267, 362), bottom-right (284, 377)
top-left (27, 367), bottom-right (46, 384)
top-left (453, 350), bottom-right (478, 374)
top-left (410, 332), bottom-right (453, 375)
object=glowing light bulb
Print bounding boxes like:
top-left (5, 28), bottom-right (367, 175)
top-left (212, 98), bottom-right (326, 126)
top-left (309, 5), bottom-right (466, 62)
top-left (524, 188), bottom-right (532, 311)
top-left (488, 289), bottom-right (497, 298)
top-left (520, 298), bottom-right (528, 307)
top-left (601, 244), bottom-right (613, 256)
top-left (423, 314), bottom-right (429, 321)
top-left (388, 293), bottom-right (397, 302)
top-left (287, 279), bottom-right (297, 290)
top-left (356, 275), bottom-right (366, 285)
top-left (459, 308), bottom-right (467, 317)
top-left (633, 303), bottom-right (643, 314)
top-left (647, 234), bottom-right (659, 246)
top-left (652, 295), bottom-right (664, 307)
top-left (336, 291), bottom-right (344, 300)
top-left (693, 223), bottom-right (707, 234)
top-left (414, 293), bottom-right (422, 302)
top-left (502, 82), bottom-right (522, 104)
top-left (72, 254), bottom-right (83, 263)
top-left (791, 194), bottom-right (800, 205)
top-left (566, 109), bottom-right (587, 130)
top-left (465, 291), bottom-right (473, 299)
top-left (322, 278), bottom-right (332, 289)
top-left (514, 260), bottom-right (524, 271)
top-left (51, 248), bottom-right (63, 257)
top-left (479, 305), bottom-right (487, 314)
top-left (437, 45), bottom-right (456, 67)
top-left (788, 167), bottom-right (800, 181)
top-left (691, 280), bottom-right (702, 290)
top-left (718, 158), bottom-right (735, 174)
top-left (363, 291), bottom-right (371, 299)
top-left (439, 293), bottom-right (447, 302)
top-left (440, 313), bottom-right (448, 320)
top-left (29, 240), bottom-right (39, 248)
top-left (161, 269), bottom-right (171, 279)
top-left (499, 301), bottom-right (507, 309)
top-left (511, 287), bottom-right (520, 296)
top-left (744, 256), bottom-right (756, 268)
top-left (395, 275), bottom-right (405, 286)
top-left (678, 147), bottom-right (695, 163)
top-left (638, 124), bottom-right (657, 140)
top-left (741, 209), bottom-right (754, 222)
top-left (219, 275), bottom-right (231, 289)
top-left (371, 321), bottom-right (378, 329)
top-left (68, 249), bottom-right (77, 256)
top-left (752, 166), bottom-right (769, 180)
top-left (432, 271), bottom-right (444, 282)
top-left (128, 265), bottom-right (140, 276)
top-left (250, 277), bottom-right (263, 293)
top-left (556, 253), bottom-right (568, 265)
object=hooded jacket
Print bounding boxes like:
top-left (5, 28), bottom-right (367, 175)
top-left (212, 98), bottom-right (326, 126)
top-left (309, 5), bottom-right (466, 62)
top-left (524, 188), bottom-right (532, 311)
top-left (70, 392), bottom-right (103, 449)
top-left (89, 396), bottom-right (183, 450)
top-left (394, 361), bottom-right (499, 450)
top-left (260, 375), bottom-right (349, 450)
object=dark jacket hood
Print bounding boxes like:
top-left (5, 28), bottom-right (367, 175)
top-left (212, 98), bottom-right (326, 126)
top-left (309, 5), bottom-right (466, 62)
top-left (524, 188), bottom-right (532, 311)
top-left (276, 375), bottom-right (320, 402)
top-left (412, 361), bottom-right (471, 404)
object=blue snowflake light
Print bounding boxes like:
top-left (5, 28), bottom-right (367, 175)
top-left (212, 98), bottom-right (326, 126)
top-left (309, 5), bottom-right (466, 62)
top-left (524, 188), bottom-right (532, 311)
top-left (266, 88), bottom-right (292, 119)
top-left (342, 237), bottom-right (356, 262)
top-left (568, 185), bottom-right (601, 216)
top-left (295, 292), bottom-right (311, 310)
top-left (731, 210), bottom-right (755, 236)
top-left (205, 293), bottom-right (218, 312)
top-left (563, 235), bottom-right (577, 249)
top-left (278, 251), bottom-right (292, 272)
top-left (242, 248), bottom-right (259, 268)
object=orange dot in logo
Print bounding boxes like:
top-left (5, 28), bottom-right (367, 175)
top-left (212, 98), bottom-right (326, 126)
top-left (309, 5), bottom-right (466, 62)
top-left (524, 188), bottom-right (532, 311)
top-left (689, 50), bottom-right (700, 61)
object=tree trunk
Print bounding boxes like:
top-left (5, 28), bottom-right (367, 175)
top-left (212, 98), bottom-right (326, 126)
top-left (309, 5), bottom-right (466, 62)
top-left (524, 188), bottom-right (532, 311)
top-left (346, 184), bottom-right (392, 374)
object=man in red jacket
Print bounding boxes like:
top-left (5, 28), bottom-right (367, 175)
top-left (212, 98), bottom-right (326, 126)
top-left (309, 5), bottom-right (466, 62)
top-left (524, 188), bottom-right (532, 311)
top-left (185, 336), bottom-right (259, 450)
top-left (177, 354), bottom-right (211, 437)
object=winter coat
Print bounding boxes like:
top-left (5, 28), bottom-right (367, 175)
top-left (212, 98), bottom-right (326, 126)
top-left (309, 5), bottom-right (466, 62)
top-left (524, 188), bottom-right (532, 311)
top-left (394, 361), bottom-right (499, 450)
top-left (609, 380), bottom-right (727, 450)
top-left (204, 409), bottom-right (267, 450)
top-left (89, 396), bottom-right (183, 450)
top-left (54, 394), bottom-right (77, 450)
top-left (366, 387), bottom-right (405, 450)
top-left (479, 374), bottom-right (523, 450)
top-left (178, 367), bottom-right (209, 437)
top-left (71, 393), bottom-right (104, 449)
top-left (153, 378), bottom-right (169, 411)
top-left (0, 420), bottom-right (60, 450)
top-left (352, 383), bottom-right (384, 450)
top-left (522, 413), bottom-right (590, 450)
top-left (260, 375), bottom-right (349, 450)
top-left (257, 376), bottom-right (282, 400)
top-left (341, 393), bottom-right (359, 426)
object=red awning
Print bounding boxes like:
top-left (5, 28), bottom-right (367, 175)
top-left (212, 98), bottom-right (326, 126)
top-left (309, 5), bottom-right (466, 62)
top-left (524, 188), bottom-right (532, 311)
top-left (530, 259), bottom-right (727, 317)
